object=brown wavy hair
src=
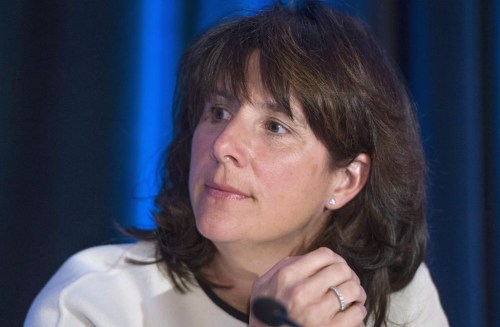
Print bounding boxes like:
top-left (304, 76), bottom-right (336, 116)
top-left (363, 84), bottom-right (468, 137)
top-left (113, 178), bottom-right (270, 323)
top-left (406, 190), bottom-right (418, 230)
top-left (133, 1), bottom-right (427, 325)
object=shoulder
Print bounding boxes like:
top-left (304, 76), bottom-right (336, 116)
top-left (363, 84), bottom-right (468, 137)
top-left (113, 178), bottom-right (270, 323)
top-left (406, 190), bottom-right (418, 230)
top-left (386, 263), bottom-right (449, 326)
top-left (59, 241), bottom-right (157, 273)
top-left (36, 241), bottom-right (161, 294)
top-left (25, 242), bottom-right (173, 326)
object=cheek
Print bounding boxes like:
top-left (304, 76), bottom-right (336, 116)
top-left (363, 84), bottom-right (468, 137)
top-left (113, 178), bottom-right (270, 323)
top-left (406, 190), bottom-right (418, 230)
top-left (257, 156), bottom-right (314, 191)
top-left (189, 129), bottom-right (209, 188)
top-left (260, 155), bottom-right (329, 199)
top-left (190, 129), bottom-right (210, 166)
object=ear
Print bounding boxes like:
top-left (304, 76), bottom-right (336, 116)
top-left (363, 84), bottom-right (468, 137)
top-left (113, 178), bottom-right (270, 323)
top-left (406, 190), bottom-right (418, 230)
top-left (325, 153), bottom-right (370, 210)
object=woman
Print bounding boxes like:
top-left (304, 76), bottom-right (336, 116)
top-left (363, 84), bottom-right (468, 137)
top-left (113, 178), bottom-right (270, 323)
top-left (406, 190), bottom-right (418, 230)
top-left (26, 1), bottom-right (448, 326)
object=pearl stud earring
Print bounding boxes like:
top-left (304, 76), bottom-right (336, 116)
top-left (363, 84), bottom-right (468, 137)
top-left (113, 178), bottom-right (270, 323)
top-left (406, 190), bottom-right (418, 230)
top-left (328, 198), bottom-right (336, 207)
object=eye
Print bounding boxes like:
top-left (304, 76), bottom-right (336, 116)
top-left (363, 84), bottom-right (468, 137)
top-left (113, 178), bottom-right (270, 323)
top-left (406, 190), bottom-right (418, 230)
top-left (210, 106), bottom-right (231, 122)
top-left (265, 120), bottom-right (289, 134)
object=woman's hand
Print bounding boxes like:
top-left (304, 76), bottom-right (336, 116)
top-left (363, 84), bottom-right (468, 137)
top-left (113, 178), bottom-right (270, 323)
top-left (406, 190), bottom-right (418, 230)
top-left (249, 247), bottom-right (367, 327)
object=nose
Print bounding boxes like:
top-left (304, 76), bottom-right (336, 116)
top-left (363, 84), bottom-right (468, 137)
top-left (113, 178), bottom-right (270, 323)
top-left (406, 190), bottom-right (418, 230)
top-left (211, 113), bottom-right (251, 167)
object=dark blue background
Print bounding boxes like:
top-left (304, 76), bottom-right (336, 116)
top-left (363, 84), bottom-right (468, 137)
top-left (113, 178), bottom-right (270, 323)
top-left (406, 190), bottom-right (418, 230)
top-left (1, 1), bottom-right (498, 326)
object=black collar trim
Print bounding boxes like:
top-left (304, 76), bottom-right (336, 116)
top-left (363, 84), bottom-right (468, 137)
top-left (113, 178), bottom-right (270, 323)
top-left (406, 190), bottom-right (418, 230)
top-left (196, 277), bottom-right (249, 324)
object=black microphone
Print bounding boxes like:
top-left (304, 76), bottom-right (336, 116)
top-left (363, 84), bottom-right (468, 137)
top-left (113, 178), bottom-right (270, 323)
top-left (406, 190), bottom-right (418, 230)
top-left (252, 297), bottom-right (301, 327)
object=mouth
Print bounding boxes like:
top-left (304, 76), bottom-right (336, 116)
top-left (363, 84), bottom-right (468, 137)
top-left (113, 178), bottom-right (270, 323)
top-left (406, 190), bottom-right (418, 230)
top-left (205, 183), bottom-right (250, 200)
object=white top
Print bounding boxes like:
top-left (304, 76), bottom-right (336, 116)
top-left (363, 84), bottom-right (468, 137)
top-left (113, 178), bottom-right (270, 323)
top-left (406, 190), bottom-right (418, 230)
top-left (25, 242), bottom-right (449, 326)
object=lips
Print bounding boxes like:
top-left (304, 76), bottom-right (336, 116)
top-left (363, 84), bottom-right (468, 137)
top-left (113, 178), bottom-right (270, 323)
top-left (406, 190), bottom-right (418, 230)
top-left (205, 183), bottom-right (250, 200)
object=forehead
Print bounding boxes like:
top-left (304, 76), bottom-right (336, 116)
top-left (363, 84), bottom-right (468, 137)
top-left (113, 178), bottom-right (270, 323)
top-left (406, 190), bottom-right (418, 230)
top-left (210, 52), bottom-right (307, 124)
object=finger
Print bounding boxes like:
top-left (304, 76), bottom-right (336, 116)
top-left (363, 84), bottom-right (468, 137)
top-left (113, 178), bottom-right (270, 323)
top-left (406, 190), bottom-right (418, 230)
top-left (295, 279), bottom-right (365, 318)
top-left (281, 260), bottom-right (360, 306)
top-left (310, 260), bottom-right (361, 291)
top-left (330, 303), bottom-right (367, 327)
top-left (282, 278), bottom-right (365, 326)
top-left (274, 247), bottom-right (346, 282)
top-left (290, 297), bottom-right (367, 327)
top-left (254, 247), bottom-right (345, 294)
top-left (327, 280), bottom-right (367, 311)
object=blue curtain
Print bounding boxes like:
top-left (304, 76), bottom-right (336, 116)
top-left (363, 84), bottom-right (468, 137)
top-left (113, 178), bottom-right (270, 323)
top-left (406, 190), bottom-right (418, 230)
top-left (407, 1), bottom-right (499, 325)
top-left (1, 0), bottom-right (498, 325)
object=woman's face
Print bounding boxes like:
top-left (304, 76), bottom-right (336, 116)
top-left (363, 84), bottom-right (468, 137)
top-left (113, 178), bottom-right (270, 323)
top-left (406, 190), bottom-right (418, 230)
top-left (189, 54), bottom-right (338, 251)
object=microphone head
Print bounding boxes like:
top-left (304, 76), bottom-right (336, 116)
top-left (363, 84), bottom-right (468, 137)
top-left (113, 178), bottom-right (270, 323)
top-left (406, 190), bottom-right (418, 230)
top-left (252, 297), bottom-right (288, 326)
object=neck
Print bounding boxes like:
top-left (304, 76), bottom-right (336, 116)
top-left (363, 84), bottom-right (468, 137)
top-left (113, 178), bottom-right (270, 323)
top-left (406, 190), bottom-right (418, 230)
top-left (202, 242), bottom-right (299, 314)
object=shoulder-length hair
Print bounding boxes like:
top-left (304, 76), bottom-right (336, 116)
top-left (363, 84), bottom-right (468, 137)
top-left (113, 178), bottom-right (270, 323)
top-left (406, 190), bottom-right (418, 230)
top-left (134, 1), bottom-right (427, 326)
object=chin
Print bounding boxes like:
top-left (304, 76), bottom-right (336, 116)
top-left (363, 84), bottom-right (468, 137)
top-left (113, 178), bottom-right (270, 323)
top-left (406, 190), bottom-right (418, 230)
top-left (195, 217), bottom-right (244, 244)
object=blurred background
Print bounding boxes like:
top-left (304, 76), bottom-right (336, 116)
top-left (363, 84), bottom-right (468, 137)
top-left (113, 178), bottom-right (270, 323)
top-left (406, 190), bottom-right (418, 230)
top-left (1, 0), bottom-right (498, 325)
